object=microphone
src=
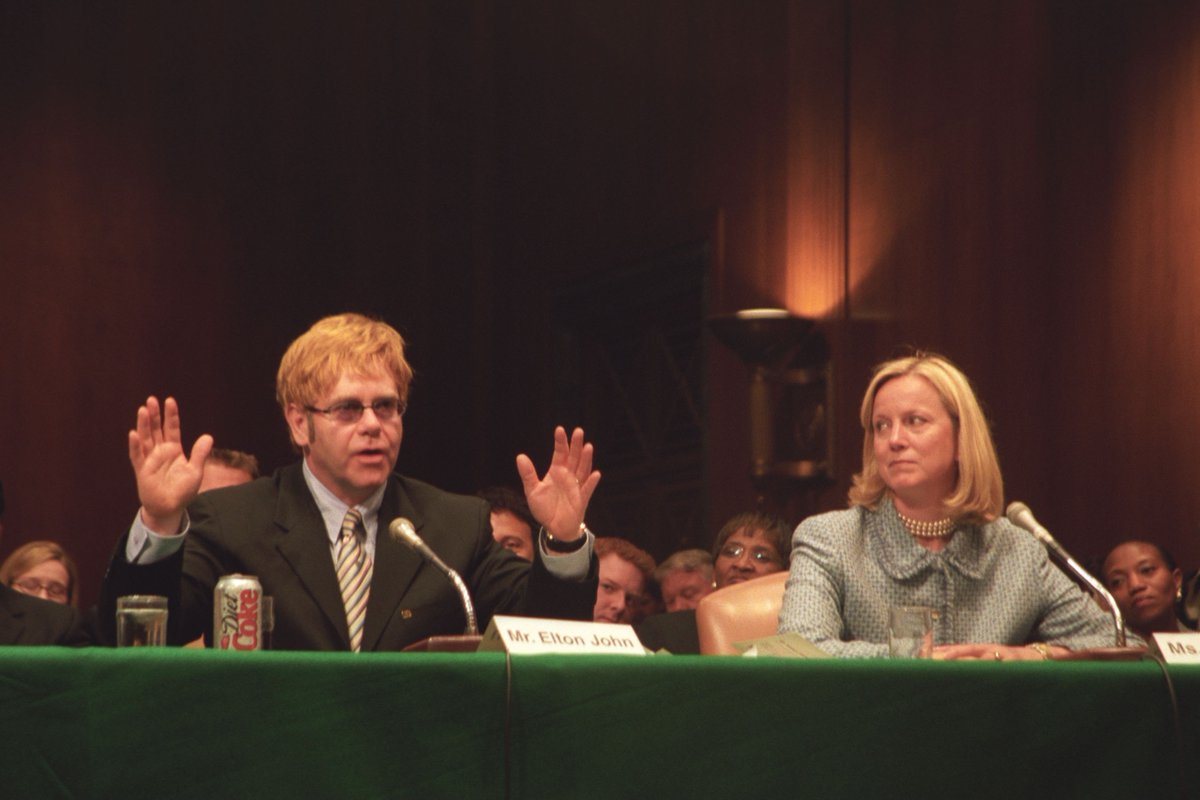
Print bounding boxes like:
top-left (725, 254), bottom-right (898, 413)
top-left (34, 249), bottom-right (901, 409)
top-left (1006, 501), bottom-right (1126, 647)
top-left (388, 517), bottom-right (479, 635)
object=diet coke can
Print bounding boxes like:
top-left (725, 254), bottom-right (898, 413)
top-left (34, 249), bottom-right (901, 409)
top-left (213, 574), bottom-right (263, 651)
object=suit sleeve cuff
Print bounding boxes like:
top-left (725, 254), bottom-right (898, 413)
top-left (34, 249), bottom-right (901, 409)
top-left (126, 510), bottom-right (190, 564)
top-left (538, 527), bottom-right (594, 580)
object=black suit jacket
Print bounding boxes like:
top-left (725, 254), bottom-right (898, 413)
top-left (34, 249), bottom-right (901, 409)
top-left (100, 464), bottom-right (597, 650)
top-left (0, 583), bottom-right (89, 646)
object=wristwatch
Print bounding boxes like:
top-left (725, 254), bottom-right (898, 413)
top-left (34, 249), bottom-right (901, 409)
top-left (541, 523), bottom-right (591, 554)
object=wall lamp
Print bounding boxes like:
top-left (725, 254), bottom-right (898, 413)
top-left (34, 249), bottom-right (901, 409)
top-left (709, 309), bottom-right (833, 496)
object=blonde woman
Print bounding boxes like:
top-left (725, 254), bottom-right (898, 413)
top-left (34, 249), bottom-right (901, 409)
top-left (780, 352), bottom-right (1118, 660)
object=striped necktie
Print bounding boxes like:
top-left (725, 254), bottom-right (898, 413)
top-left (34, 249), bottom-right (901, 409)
top-left (336, 508), bottom-right (372, 652)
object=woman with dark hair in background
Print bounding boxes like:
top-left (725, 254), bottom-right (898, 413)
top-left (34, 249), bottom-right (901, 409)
top-left (1101, 540), bottom-right (1192, 640)
top-left (635, 512), bottom-right (792, 653)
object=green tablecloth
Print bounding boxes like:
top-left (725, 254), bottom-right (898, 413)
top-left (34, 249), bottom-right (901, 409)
top-left (1, 648), bottom-right (1196, 799)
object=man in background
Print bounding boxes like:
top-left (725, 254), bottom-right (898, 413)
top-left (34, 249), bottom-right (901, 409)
top-left (655, 548), bottom-right (714, 612)
top-left (198, 448), bottom-right (260, 493)
top-left (477, 486), bottom-right (536, 561)
top-left (593, 536), bottom-right (655, 625)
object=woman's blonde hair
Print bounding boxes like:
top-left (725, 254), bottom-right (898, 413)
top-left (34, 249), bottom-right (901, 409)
top-left (847, 352), bottom-right (1003, 523)
top-left (0, 540), bottom-right (80, 607)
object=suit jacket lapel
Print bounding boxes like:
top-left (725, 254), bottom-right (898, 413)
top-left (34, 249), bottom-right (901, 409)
top-left (272, 466), bottom-right (353, 649)
top-left (361, 476), bottom-right (425, 651)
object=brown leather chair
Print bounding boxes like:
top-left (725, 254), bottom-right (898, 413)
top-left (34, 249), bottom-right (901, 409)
top-left (695, 571), bottom-right (788, 655)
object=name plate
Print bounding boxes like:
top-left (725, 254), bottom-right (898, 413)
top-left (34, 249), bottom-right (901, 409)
top-left (478, 615), bottom-right (646, 656)
top-left (1151, 632), bottom-right (1200, 664)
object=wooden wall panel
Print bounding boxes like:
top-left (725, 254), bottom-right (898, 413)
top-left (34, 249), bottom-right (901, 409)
top-left (833, 0), bottom-right (1200, 569)
top-left (0, 1), bottom-right (804, 596)
top-left (2, 0), bottom-right (1199, 605)
top-left (1047, 1), bottom-right (1200, 567)
top-left (840, 0), bottom-right (1058, 541)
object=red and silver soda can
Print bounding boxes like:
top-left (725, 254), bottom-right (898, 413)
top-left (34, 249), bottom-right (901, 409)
top-left (213, 573), bottom-right (263, 651)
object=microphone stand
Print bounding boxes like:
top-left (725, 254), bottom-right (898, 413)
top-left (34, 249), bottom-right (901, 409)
top-left (1006, 502), bottom-right (1126, 647)
top-left (389, 517), bottom-right (483, 652)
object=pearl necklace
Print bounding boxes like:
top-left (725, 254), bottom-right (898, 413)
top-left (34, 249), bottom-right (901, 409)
top-left (897, 511), bottom-right (956, 538)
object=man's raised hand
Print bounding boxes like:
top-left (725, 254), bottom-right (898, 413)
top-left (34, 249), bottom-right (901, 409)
top-left (128, 396), bottom-right (212, 535)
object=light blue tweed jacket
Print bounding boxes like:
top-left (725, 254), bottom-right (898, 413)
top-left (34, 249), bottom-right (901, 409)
top-left (778, 497), bottom-right (1120, 658)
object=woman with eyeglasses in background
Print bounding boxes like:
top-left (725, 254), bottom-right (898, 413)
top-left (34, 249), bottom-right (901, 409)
top-left (710, 512), bottom-right (791, 589)
top-left (1, 540), bottom-right (79, 607)
top-left (0, 539), bottom-right (88, 645)
top-left (634, 512), bottom-right (791, 654)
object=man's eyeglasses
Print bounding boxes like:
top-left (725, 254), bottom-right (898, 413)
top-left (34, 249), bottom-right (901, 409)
top-left (12, 578), bottom-right (69, 601)
top-left (717, 542), bottom-right (782, 565)
top-left (305, 398), bottom-right (406, 424)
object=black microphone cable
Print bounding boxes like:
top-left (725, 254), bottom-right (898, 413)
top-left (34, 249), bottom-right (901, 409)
top-left (503, 648), bottom-right (513, 800)
top-left (1145, 647), bottom-right (1186, 800)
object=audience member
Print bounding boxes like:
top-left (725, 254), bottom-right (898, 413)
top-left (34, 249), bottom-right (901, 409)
top-left (199, 448), bottom-right (260, 492)
top-left (477, 486), bottom-right (536, 561)
top-left (780, 352), bottom-right (1119, 659)
top-left (1184, 569), bottom-right (1200, 629)
top-left (1101, 540), bottom-right (1192, 640)
top-left (635, 513), bottom-right (791, 653)
top-left (0, 581), bottom-right (88, 645)
top-left (627, 577), bottom-right (663, 622)
top-left (655, 549), bottom-right (714, 612)
top-left (98, 312), bottom-right (601, 651)
top-left (0, 507), bottom-right (87, 645)
top-left (712, 512), bottom-right (791, 588)
top-left (180, 451), bottom-right (261, 647)
top-left (0, 540), bottom-right (80, 607)
top-left (593, 537), bottom-right (655, 624)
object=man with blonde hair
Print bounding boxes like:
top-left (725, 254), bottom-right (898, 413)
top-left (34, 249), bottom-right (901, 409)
top-left (101, 313), bottom-right (600, 651)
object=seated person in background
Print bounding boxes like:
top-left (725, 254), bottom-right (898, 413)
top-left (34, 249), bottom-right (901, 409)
top-left (635, 513), bottom-right (791, 653)
top-left (0, 535), bottom-right (87, 645)
top-left (477, 486), bottom-right (536, 561)
top-left (627, 577), bottom-right (663, 623)
top-left (1184, 568), bottom-right (1200, 629)
top-left (181, 450), bottom-right (261, 648)
top-left (99, 312), bottom-right (600, 651)
top-left (712, 512), bottom-right (791, 588)
top-left (0, 580), bottom-right (88, 645)
top-left (655, 549), bottom-right (714, 612)
top-left (593, 537), bottom-right (655, 624)
top-left (781, 352), bottom-right (1119, 660)
top-left (1, 540), bottom-right (79, 607)
top-left (199, 448), bottom-right (260, 492)
top-left (1101, 540), bottom-right (1192, 639)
